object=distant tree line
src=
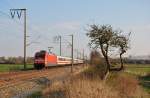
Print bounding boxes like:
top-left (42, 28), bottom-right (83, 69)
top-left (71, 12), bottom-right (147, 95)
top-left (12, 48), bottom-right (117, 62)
top-left (110, 58), bottom-right (150, 64)
top-left (90, 51), bottom-right (150, 66)
top-left (0, 56), bottom-right (34, 64)
top-left (124, 58), bottom-right (150, 64)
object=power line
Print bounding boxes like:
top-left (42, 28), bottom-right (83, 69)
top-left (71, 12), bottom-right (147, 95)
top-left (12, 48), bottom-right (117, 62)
top-left (0, 1), bottom-right (46, 44)
top-left (0, 10), bottom-right (24, 28)
top-left (1, 6), bottom-right (86, 58)
top-left (0, 10), bottom-right (49, 48)
top-left (0, 10), bottom-right (25, 39)
top-left (10, 8), bottom-right (27, 69)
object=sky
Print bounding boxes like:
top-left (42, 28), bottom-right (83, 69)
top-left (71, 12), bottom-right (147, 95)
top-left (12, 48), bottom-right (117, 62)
top-left (0, 0), bottom-right (150, 57)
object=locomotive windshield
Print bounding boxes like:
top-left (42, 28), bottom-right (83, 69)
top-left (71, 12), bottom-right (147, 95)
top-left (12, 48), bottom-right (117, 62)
top-left (35, 51), bottom-right (46, 59)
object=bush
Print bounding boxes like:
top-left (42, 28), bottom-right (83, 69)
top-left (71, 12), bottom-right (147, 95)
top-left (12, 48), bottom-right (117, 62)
top-left (82, 64), bottom-right (107, 79)
top-left (88, 50), bottom-right (108, 79)
top-left (42, 77), bottom-right (118, 98)
top-left (106, 72), bottom-right (148, 98)
top-left (41, 72), bottom-right (149, 98)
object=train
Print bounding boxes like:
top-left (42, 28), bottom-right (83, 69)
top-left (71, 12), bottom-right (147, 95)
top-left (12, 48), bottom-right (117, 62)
top-left (34, 50), bottom-right (84, 69)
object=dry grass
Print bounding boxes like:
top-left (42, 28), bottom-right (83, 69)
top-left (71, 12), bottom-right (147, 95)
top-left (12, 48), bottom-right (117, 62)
top-left (42, 77), bottom-right (118, 98)
top-left (107, 73), bottom-right (148, 98)
top-left (39, 65), bottom-right (150, 98)
top-left (41, 72), bottom-right (149, 98)
top-left (63, 78), bottom-right (118, 98)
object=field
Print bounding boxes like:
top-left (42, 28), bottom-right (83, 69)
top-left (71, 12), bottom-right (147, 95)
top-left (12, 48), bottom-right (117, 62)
top-left (124, 64), bottom-right (150, 93)
top-left (0, 64), bottom-right (33, 72)
top-left (0, 65), bottom-right (83, 98)
top-left (0, 64), bottom-right (149, 98)
top-left (124, 64), bottom-right (150, 76)
top-left (27, 64), bottom-right (150, 98)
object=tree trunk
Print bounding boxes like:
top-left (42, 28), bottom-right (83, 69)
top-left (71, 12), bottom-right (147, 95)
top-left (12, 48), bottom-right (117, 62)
top-left (100, 45), bottom-right (111, 73)
top-left (119, 53), bottom-right (124, 70)
top-left (105, 44), bottom-right (110, 71)
top-left (105, 55), bottom-right (111, 70)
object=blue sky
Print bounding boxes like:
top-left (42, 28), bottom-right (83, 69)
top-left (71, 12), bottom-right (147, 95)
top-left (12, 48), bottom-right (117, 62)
top-left (0, 0), bottom-right (150, 57)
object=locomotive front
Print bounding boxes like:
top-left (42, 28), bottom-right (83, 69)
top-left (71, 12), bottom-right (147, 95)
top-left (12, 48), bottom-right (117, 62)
top-left (34, 50), bottom-right (46, 69)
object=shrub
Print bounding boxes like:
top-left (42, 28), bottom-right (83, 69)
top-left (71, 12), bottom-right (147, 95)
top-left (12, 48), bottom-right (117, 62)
top-left (41, 72), bottom-right (149, 98)
top-left (106, 73), bottom-right (148, 98)
top-left (42, 77), bottom-right (118, 98)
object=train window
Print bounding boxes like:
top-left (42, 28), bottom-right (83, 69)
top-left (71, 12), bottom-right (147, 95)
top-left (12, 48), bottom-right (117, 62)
top-left (35, 52), bottom-right (45, 58)
top-left (35, 52), bottom-right (40, 58)
top-left (58, 57), bottom-right (72, 61)
top-left (58, 58), bottom-right (65, 61)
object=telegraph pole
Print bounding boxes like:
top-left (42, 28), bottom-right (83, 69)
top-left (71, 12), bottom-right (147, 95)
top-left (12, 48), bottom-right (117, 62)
top-left (59, 36), bottom-right (62, 56)
top-left (77, 49), bottom-right (79, 59)
top-left (83, 49), bottom-right (84, 60)
top-left (79, 52), bottom-right (82, 59)
top-left (10, 9), bottom-right (27, 69)
top-left (83, 49), bottom-right (85, 65)
top-left (71, 34), bottom-right (74, 73)
top-left (54, 35), bottom-right (62, 56)
top-left (24, 9), bottom-right (27, 69)
top-left (86, 55), bottom-right (88, 66)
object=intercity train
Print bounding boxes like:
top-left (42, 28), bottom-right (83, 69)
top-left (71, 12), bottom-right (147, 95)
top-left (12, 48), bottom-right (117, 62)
top-left (34, 50), bottom-right (84, 69)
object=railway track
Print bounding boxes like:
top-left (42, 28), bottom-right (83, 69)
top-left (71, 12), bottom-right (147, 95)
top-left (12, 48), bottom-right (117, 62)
top-left (0, 66), bottom-right (70, 87)
top-left (0, 65), bottom-right (83, 97)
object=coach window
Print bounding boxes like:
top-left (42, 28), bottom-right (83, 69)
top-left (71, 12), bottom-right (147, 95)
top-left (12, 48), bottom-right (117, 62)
top-left (59, 58), bottom-right (65, 61)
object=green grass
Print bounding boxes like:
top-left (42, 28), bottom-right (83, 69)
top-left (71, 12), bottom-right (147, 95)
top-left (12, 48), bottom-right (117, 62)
top-left (124, 64), bottom-right (150, 76)
top-left (139, 74), bottom-right (150, 93)
top-left (27, 91), bottom-right (42, 98)
top-left (124, 64), bottom-right (150, 93)
top-left (0, 64), bottom-right (33, 72)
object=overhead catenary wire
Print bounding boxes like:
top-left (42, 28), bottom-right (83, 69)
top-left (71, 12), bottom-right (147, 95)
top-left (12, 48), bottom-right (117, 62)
top-left (0, 12), bottom-right (84, 58)
top-left (2, 1), bottom-right (82, 51)
top-left (0, 0), bottom-right (87, 58)
top-left (0, 10), bottom-right (51, 47)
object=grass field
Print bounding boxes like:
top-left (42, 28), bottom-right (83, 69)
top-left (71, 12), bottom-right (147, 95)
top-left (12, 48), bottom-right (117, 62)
top-left (0, 64), bottom-right (33, 72)
top-left (125, 64), bottom-right (150, 76)
top-left (1, 63), bottom-right (149, 97)
top-left (28, 64), bottom-right (150, 98)
top-left (124, 64), bottom-right (150, 93)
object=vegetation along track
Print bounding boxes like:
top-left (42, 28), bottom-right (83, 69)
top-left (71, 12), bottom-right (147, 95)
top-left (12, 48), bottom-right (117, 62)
top-left (0, 65), bottom-right (83, 97)
top-left (0, 65), bottom-right (82, 89)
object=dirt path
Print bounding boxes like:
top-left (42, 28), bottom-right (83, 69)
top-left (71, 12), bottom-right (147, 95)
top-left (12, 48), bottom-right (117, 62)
top-left (0, 65), bottom-right (84, 98)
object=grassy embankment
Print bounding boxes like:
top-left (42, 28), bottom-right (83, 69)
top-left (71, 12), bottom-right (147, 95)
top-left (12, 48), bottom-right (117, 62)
top-left (124, 64), bottom-right (150, 93)
top-left (0, 64), bottom-right (33, 72)
top-left (28, 64), bottom-right (150, 98)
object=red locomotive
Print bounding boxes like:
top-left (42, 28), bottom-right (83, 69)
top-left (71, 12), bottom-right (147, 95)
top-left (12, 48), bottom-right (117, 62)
top-left (34, 50), bottom-right (84, 69)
